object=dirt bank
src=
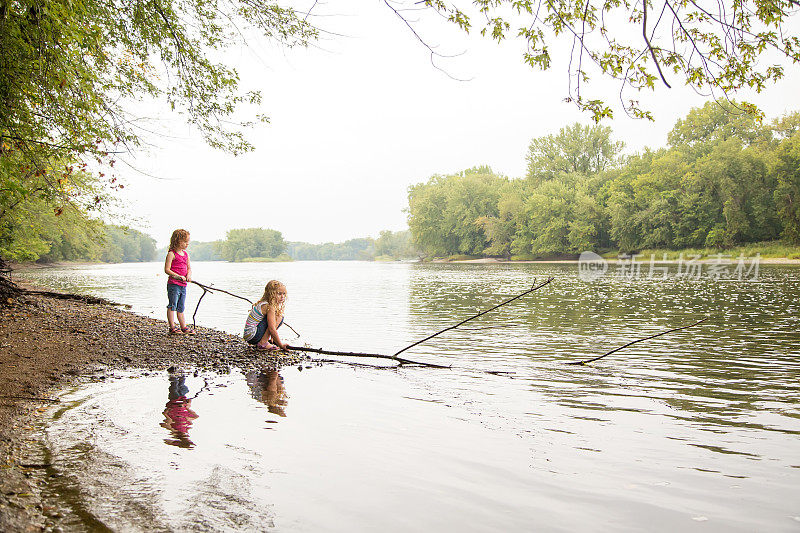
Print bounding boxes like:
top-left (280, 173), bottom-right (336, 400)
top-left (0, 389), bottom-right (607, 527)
top-left (0, 289), bottom-right (308, 532)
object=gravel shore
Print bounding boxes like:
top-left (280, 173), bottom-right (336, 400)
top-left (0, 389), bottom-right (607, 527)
top-left (0, 290), bottom-right (309, 532)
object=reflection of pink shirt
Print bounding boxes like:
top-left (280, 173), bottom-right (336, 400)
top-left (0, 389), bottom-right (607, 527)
top-left (165, 398), bottom-right (194, 432)
top-left (168, 250), bottom-right (188, 287)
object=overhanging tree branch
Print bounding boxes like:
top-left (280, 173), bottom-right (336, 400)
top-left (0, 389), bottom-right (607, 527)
top-left (643, 0), bottom-right (672, 88)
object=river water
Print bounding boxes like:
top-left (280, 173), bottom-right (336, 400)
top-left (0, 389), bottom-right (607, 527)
top-left (15, 261), bottom-right (800, 531)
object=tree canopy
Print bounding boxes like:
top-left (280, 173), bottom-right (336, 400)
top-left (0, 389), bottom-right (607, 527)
top-left (0, 0), bottom-right (315, 251)
top-left (219, 228), bottom-right (287, 261)
top-left (415, 0), bottom-right (799, 120)
top-left (407, 104), bottom-right (800, 258)
top-left (526, 123), bottom-right (623, 183)
top-left (407, 166), bottom-right (507, 257)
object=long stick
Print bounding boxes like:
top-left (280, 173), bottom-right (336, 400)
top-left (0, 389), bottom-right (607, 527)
top-left (189, 280), bottom-right (300, 335)
top-left (285, 344), bottom-right (451, 368)
top-left (566, 317), bottom-right (710, 365)
top-left (393, 277), bottom-right (554, 357)
top-left (191, 280), bottom-right (253, 304)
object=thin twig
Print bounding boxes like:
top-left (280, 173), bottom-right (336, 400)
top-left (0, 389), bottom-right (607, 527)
top-left (382, 0), bottom-right (471, 81)
top-left (566, 316), bottom-right (710, 365)
top-left (283, 322), bottom-right (301, 337)
top-left (393, 277), bottom-right (554, 357)
top-left (643, 0), bottom-right (672, 87)
top-left (192, 286), bottom-right (210, 329)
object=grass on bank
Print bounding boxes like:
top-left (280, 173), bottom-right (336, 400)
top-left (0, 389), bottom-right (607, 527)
top-left (429, 241), bottom-right (800, 262)
top-left (600, 241), bottom-right (800, 260)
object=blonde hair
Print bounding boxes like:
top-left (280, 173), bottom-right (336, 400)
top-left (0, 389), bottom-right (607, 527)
top-left (259, 280), bottom-right (286, 316)
top-left (169, 229), bottom-right (190, 251)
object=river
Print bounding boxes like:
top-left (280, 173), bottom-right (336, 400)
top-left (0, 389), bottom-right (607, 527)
top-left (15, 260), bottom-right (800, 531)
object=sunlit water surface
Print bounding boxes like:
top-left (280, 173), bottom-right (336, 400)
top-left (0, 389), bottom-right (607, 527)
top-left (16, 261), bottom-right (800, 531)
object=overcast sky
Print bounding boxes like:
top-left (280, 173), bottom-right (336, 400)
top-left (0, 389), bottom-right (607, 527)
top-left (114, 1), bottom-right (800, 247)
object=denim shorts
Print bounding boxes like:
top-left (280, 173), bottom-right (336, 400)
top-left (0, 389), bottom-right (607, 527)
top-left (246, 316), bottom-right (284, 345)
top-left (166, 283), bottom-right (187, 312)
top-left (247, 317), bottom-right (269, 345)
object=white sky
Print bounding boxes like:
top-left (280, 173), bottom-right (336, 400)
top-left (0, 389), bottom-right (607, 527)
top-left (114, 1), bottom-right (800, 247)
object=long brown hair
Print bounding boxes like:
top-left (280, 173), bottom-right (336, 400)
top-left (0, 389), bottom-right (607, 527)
top-left (169, 229), bottom-right (190, 251)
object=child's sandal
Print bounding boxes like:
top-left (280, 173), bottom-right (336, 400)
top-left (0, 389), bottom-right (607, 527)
top-left (169, 326), bottom-right (183, 335)
top-left (256, 342), bottom-right (278, 351)
top-left (181, 326), bottom-right (196, 335)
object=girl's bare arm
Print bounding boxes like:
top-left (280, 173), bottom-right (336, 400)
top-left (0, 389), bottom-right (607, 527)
top-left (164, 251), bottom-right (185, 281)
top-left (266, 308), bottom-right (285, 349)
top-left (186, 254), bottom-right (192, 282)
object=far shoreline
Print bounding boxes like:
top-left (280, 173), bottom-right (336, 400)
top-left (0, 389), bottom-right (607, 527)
top-left (442, 257), bottom-right (800, 265)
top-left (8, 253), bottom-right (800, 272)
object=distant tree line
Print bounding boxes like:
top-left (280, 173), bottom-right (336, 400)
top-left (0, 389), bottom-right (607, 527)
top-left (286, 231), bottom-right (415, 261)
top-left (187, 240), bottom-right (224, 261)
top-left (181, 229), bottom-right (416, 262)
top-left (407, 103), bottom-right (800, 258)
top-left (286, 238), bottom-right (372, 261)
top-left (6, 223), bottom-right (416, 264)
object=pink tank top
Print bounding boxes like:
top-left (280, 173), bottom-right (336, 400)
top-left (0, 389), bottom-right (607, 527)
top-left (168, 250), bottom-right (188, 286)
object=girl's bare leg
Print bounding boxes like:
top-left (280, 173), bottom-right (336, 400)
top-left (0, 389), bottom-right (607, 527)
top-left (177, 312), bottom-right (187, 329)
top-left (256, 330), bottom-right (276, 348)
top-left (167, 309), bottom-right (177, 329)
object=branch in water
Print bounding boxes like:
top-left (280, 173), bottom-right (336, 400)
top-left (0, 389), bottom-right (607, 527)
top-left (394, 277), bottom-right (554, 357)
top-left (285, 344), bottom-right (451, 368)
top-left (566, 317), bottom-right (710, 365)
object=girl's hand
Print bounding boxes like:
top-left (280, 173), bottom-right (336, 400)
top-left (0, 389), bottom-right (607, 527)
top-left (186, 275), bottom-right (192, 283)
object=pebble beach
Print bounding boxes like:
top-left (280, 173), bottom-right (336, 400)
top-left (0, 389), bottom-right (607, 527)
top-left (0, 290), bottom-right (307, 532)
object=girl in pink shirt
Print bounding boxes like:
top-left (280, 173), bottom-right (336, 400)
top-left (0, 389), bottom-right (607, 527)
top-left (164, 228), bottom-right (194, 334)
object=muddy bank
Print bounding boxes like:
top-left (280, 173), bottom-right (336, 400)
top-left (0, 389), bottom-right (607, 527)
top-left (0, 290), bottom-right (308, 532)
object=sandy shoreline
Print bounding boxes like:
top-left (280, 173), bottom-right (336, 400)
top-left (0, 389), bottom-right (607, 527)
top-left (0, 288), bottom-right (307, 532)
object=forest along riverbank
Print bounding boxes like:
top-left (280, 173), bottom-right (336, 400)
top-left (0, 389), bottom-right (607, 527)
top-left (0, 290), bottom-right (307, 532)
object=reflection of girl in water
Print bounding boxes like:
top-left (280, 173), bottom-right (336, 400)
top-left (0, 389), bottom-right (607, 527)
top-left (161, 374), bottom-right (199, 448)
top-left (245, 369), bottom-right (288, 417)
